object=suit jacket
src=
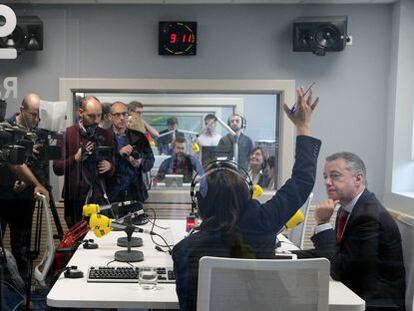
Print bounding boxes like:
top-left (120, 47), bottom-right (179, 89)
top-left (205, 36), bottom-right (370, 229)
top-left (53, 124), bottom-right (115, 201)
top-left (172, 135), bottom-right (321, 311)
top-left (295, 189), bottom-right (406, 311)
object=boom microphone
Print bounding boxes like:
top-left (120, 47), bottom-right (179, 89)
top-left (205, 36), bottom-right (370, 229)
top-left (89, 214), bottom-right (155, 238)
top-left (252, 184), bottom-right (264, 199)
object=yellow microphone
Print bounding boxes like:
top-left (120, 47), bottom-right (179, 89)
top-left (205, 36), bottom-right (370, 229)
top-left (89, 213), bottom-right (113, 237)
top-left (252, 184), bottom-right (264, 199)
top-left (285, 210), bottom-right (305, 229)
top-left (192, 142), bottom-right (200, 153)
top-left (83, 203), bottom-right (101, 217)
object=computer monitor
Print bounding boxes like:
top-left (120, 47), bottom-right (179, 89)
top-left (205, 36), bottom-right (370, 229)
top-left (201, 145), bottom-right (233, 166)
top-left (164, 174), bottom-right (184, 187)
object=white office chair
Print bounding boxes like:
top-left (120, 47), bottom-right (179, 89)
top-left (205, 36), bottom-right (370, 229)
top-left (394, 213), bottom-right (414, 311)
top-left (197, 256), bottom-right (329, 311)
top-left (289, 192), bottom-right (313, 249)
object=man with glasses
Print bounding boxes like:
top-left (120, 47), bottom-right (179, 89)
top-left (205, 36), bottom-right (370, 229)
top-left (53, 96), bottom-right (115, 228)
top-left (106, 102), bottom-right (154, 221)
top-left (294, 152), bottom-right (406, 311)
top-left (0, 92), bottom-right (50, 284)
top-left (128, 101), bottom-right (159, 139)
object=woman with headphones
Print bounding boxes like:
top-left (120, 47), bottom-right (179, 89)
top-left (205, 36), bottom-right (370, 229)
top-left (172, 87), bottom-right (320, 311)
top-left (248, 146), bottom-right (271, 188)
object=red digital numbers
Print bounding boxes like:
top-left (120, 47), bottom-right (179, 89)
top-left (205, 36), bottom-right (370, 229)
top-left (169, 33), bottom-right (193, 44)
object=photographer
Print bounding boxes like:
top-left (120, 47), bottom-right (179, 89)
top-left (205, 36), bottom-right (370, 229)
top-left (53, 96), bottom-right (115, 228)
top-left (0, 92), bottom-right (50, 284)
top-left (106, 102), bottom-right (154, 220)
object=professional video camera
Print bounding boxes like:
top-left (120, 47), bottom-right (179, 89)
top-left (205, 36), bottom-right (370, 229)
top-left (83, 124), bottom-right (113, 162)
top-left (30, 128), bottom-right (62, 161)
top-left (0, 122), bottom-right (33, 165)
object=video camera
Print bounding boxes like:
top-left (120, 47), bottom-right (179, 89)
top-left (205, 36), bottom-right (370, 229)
top-left (30, 128), bottom-right (62, 161)
top-left (0, 120), bottom-right (33, 165)
top-left (83, 124), bottom-right (113, 162)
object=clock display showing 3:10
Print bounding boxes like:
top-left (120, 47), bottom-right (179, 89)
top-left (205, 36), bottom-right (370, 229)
top-left (159, 21), bottom-right (197, 56)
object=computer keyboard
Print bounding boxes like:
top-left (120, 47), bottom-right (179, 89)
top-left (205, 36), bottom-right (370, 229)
top-left (87, 266), bottom-right (176, 283)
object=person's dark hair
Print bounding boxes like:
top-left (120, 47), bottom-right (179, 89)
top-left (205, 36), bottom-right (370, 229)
top-left (250, 146), bottom-right (269, 170)
top-left (267, 155), bottom-right (276, 170)
top-left (129, 101), bottom-right (143, 112)
top-left (198, 169), bottom-right (249, 230)
top-left (326, 152), bottom-right (367, 184)
top-left (173, 136), bottom-right (187, 145)
top-left (166, 116), bottom-right (178, 126)
top-left (101, 103), bottom-right (111, 117)
top-left (204, 114), bottom-right (217, 122)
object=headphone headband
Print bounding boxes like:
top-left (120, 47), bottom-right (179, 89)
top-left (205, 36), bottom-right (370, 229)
top-left (227, 114), bottom-right (247, 130)
top-left (190, 159), bottom-right (253, 214)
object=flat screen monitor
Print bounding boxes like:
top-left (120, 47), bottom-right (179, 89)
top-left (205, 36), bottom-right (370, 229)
top-left (164, 174), bottom-right (184, 187)
top-left (201, 145), bottom-right (233, 166)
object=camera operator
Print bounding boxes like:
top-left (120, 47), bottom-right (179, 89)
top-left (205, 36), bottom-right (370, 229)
top-left (53, 96), bottom-right (115, 228)
top-left (106, 102), bottom-right (154, 221)
top-left (0, 92), bottom-right (50, 284)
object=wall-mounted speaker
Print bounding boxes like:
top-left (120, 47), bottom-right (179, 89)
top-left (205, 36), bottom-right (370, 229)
top-left (0, 16), bottom-right (43, 54)
top-left (293, 16), bottom-right (347, 56)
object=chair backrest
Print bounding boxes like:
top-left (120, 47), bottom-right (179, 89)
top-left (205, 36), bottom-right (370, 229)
top-left (289, 192), bottom-right (313, 249)
top-left (197, 256), bottom-right (329, 311)
top-left (394, 213), bottom-right (414, 311)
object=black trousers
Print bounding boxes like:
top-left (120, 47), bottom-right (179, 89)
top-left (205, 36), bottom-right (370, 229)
top-left (0, 191), bottom-right (35, 285)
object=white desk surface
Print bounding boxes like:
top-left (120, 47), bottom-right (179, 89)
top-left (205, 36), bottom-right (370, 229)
top-left (47, 220), bottom-right (365, 310)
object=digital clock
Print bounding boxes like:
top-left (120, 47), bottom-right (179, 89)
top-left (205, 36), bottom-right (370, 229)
top-left (159, 21), bottom-right (197, 56)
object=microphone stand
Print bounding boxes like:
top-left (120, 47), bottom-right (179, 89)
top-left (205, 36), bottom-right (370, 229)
top-left (116, 213), bottom-right (144, 248)
top-left (114, 225), bottom-right (144, 262)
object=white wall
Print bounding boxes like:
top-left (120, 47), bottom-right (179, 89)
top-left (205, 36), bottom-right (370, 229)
top-left (0, 3), bottom-right (397, 208)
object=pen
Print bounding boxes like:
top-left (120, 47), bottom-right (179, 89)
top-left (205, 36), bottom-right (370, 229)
top-left (289, 82), bottom-right (316, 114)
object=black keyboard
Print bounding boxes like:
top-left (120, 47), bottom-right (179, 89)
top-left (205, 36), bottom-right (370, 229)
top-left (87, 266), bottom-right (176, 283)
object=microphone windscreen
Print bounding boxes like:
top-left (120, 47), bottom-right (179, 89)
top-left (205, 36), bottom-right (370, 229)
top-left (252, 184), bottom-right (264, 199)
top-left (82, 203), bottom-right (100, 217)
top-left (89, 213), bottom-right (112, 238)
top-left (192, 142), bottom-right (200, 153)
top-left (285, 210), bottom-right (305, 229)
top-left (93, 227), bottom-right (111, 238)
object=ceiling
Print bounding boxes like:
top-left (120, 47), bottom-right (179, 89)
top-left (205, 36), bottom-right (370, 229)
top-left (1, 0), bottom-right (397, 4)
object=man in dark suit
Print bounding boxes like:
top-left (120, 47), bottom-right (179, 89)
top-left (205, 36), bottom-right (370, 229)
top-left (295, 152), bottom-right (406, 311)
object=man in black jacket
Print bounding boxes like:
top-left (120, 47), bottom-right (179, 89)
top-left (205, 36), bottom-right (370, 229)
top-left (295, 152), bottom-right (406, 311)
top-left (106, 101), bottom-right (154, 219)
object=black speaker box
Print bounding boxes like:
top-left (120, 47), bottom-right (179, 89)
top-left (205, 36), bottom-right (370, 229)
top-left (293, 16), bottom-right (347, 56)
top-left (0, 16), bottom-right (43, 54)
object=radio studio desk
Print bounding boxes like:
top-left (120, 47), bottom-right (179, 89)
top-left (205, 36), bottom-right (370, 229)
top-left (47, 219), bottom-right (365, 310)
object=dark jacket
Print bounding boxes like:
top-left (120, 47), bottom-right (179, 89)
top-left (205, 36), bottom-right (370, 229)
top-left (53, 124), bottom-right (115, 201)
top-left (172, 135), bottom-right (321, 311)
top-left (107, 129), bottom-right (154, 203)
top-left (156, 153), bottom-right (203, 183)
top-left (295, 189), bottom-right (406, 311)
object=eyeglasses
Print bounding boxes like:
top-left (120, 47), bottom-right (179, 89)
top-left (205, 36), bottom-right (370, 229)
top-left (24, 110), bottom-right (39, 118)
top-left (111, 112), bottom-right (129, 118)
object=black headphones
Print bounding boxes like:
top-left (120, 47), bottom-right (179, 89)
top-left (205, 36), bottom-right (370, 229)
top-left (190, 160), bottom-right (253, 214)
top-left (227, 114), bottom-right (247, 130)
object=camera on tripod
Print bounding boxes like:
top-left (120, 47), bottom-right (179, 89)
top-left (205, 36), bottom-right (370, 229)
top-left (30, 128), bottom-right (62, 161)
top-left (0, 122), bottom-right (34, 165)
top-left (83, 124), bottom-right (113, 162)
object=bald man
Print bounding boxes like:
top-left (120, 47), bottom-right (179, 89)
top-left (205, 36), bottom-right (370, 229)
top-left (53, 96), bottom-right (115, 227)
top-left (106, 102), bottom-right (154, 220)
top-left (0, 92), bottom-right (50, 284)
